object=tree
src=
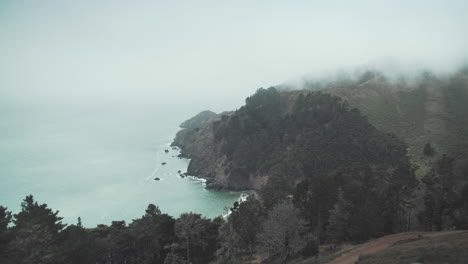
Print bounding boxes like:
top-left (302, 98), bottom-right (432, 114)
top-left (257, 201), bottom-right (310, 263)
top-left (105, 223), bottom-right (139, 264)
top-left (174, 213), bottom-right (209, 264)
top-left (227, 197), bottom-right (264, 254)
top-left (164, 251), bottom-right (190, 264)
top-left (424, 143), bottom-right (435, 156)
top-left (7, 195), bottom-right (66, 263)
top-left (0, 206), bottom-right (12, 258)
top-left (129, 204), bottom-right (176, 264)
top-left (0, 206), bottom-right (11, 232)
top-left (13, 195), bottom-right (65, 234)
top-left (216, 221), bottom-right (243, 261)
top-left (421, 155), bottom-right (468, 230)
top-left (293, 177), bottom-right (338, 244)
top-left (327, 189), bottom-right (352, 242)
top-left (57, 222), bottom-right (97, 264)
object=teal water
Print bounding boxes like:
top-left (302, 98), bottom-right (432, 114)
top-left (0, 102), bottom-right (240, 227)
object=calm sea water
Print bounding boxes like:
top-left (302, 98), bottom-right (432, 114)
top-left (0, 102), bottom-right (240, 227)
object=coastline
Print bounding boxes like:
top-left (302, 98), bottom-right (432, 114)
top-left (169, 139), bottom-right (250, 208)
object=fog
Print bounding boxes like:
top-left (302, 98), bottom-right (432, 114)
top-left (1, 0), bottom-right (467, 113)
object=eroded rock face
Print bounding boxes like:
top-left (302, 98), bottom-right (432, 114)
top-left (172, 122), bottom-right (239, 190)
top-left (173, 110), bottom-right (242, 189)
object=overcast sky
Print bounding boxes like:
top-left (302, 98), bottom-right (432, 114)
top-left (1, 0), bottom-right (467, 110)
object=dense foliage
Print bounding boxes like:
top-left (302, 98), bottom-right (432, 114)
top-left (213, 88), bottom-right (417, 242)
top-left (0, 196), bottom-right (220, 264)
top-left (421, 155), bottom-right (468, 231)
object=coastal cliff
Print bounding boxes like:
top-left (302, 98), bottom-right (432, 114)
top-left (172, 111), bottom-right (239, 190)
top-left (172, 87), bottom-right (413, 195)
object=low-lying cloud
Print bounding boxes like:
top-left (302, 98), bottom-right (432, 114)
top-left (0, 0), bottom-right (467, 111)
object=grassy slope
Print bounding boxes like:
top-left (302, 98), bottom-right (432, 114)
top-left (357, 231), bottom-right (468, 264)
top-left (323, 74), bottom-right (468, 177)
top-left (291, 231), bottom-right (468, 264)
top-left (444, 74), bottom-right (468, 156)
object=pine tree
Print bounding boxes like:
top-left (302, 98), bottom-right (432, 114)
top-left (175, 213), bottom-right (207, 263)
top-left (130, 204), bottom-right (176, 264)
top-left (424, 143), bottom-right (435, 156)
top-left (257, 201), bottom-right (310, 263)
top-left (8, 195), bottom-right (65, 263)
top-left (13, 195), bottom-right (65, 234)
top-left (0, 206), bottom-right (12, 256)
top-left (327, 189), bottom-right (352, 243)
top-left (0, 206), bottom-right (11, 232)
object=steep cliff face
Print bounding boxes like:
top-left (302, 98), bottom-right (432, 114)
top-left (172, 121), bottom-right (237, 189)
top-left (172, 87), bottom-right (412, 192)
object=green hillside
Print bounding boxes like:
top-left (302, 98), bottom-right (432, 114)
top-left (320, 72), bottom-right (468, 177)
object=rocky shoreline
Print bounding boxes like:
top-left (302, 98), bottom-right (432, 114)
top-left (171, 112), bottom-right (259, 192)
top-left (171, 137), bottom-right (256, 208)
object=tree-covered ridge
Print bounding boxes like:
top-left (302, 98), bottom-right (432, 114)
top-left (175, 88), bottom-right (414, 193)
top-left (216, 89), bottom-right (408, 184)
top-left (214, 87), bottom-right (410, 183)
top-left (198, 87), bottom-right (416, 242)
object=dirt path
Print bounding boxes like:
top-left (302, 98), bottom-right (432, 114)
top-left (326, 231), bottom-right (461, 264)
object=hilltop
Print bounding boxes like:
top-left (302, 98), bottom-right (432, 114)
top-left (313, 70), bottom-right (468, 177)
top-left (179, 110), bottom-right (220, 129)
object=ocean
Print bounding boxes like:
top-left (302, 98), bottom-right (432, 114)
top-left (0, 101), bottom-right (240, 227)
